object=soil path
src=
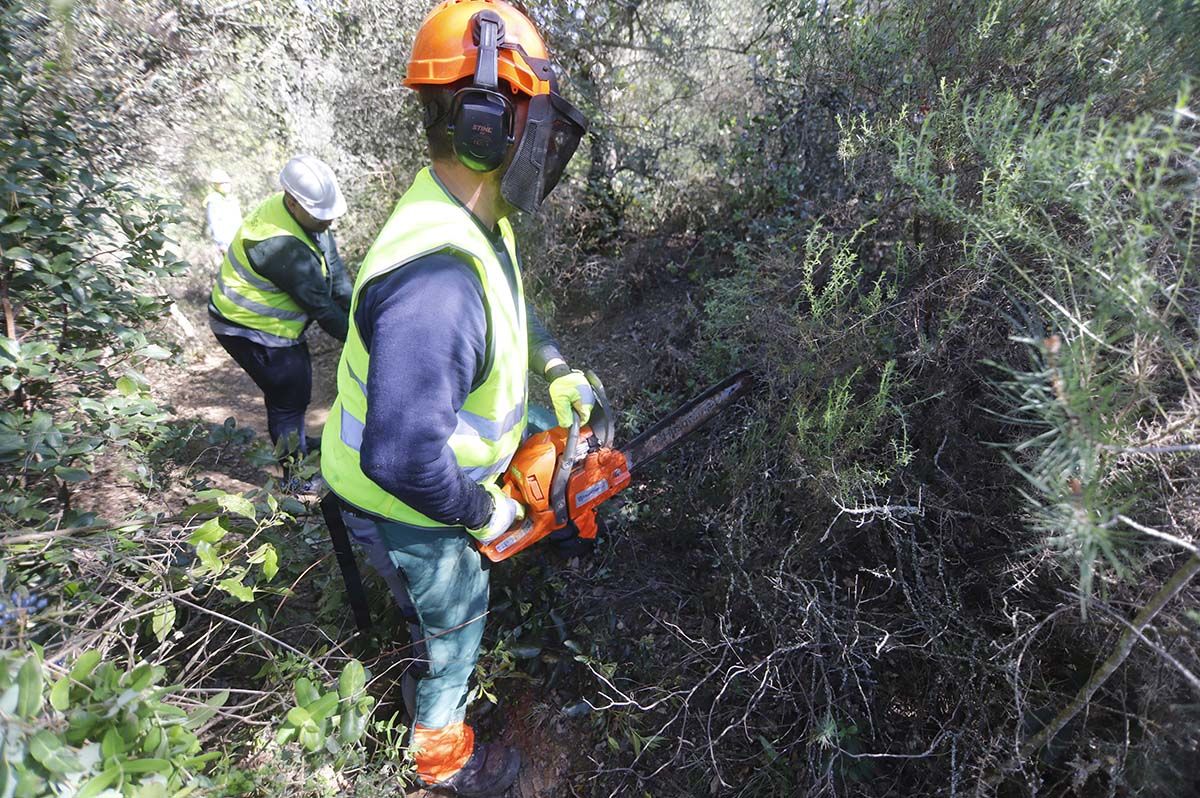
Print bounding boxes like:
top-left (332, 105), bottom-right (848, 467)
top-left (173, 332), bottom-right (341, 445)
top-left (161, 275), bottom-right (344, 494)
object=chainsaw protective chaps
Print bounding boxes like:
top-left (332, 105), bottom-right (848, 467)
top-left (500, 91), bottom-right (587, 215)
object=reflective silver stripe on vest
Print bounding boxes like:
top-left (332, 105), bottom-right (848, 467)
top-left (462, 456), bottom-right (513, 482)
top-left (215, 273), bottom-right (307, 321)
top-left (340, 406), bottom-right (511, 481)
top-left (347, 362), bottom-right (368, 396)
top-left (454, 402), bottom-right (525, 441)
top-left (340, 407), bottom-right (366, 451)
top-left (208, 313), bottom-right (298, 348)
top-left (225, 245), bottom-right (282, 293)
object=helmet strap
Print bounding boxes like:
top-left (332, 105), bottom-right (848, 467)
top-left (472, 10), bottom-right (503, 89)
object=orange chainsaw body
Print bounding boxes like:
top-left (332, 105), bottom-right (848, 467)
top-left (477, 424), bottom-right (631, 562)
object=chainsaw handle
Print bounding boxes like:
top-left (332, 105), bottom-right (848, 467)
top-left (550, 409), bottom-right (581, 526)
top-left (585, 369), bottom-right (614, 448)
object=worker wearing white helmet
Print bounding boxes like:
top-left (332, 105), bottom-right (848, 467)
top-left (208, 155), bottom-right (352, 489)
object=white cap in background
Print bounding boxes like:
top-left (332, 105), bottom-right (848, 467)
top-left (208, 168), bottom-right (232, 184)
top-left (278, 155), bottom-right (347, 221)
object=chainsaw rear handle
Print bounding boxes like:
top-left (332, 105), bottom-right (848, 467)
top-left (550, 409), bottom-right (581, 526)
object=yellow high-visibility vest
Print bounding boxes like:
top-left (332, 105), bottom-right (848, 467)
top-left (210, 193), bottom-right (326, 340)
top-left (322, 168), bottom-right (528, 526)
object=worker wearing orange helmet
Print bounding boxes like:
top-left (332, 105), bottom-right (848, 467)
top-left (320, 1), bottom-right (594, 794)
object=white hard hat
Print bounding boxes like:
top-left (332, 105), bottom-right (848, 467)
top-left (208, 168), bottom-right (232, 184)
top-left (279, 155), bottom-right (346, 221)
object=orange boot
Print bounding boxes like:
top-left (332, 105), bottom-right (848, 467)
top-left (413, 723), bottom-right (521, 797)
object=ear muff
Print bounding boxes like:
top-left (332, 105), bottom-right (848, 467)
top-left (447, 10), bottom-right (514, 173)
top-left (448, 88), bottom-right (513, 172)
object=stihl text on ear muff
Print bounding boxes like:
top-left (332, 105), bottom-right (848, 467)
top-left (447, 10), bottom-right (515, 172)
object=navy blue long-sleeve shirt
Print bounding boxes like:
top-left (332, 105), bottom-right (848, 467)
top-left (250, 230), bottom-right (352, 341)
top-left (355, 237), bottom-right (562, 530)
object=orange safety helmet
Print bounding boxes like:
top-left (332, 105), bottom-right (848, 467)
top-left (404, 0), bottom-right (553, 97)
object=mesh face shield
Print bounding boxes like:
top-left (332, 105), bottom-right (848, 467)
top-left (500, 91), bottom-right (587, 215)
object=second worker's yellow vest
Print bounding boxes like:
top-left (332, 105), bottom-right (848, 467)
top-left (321, 168), bottom-right (528, 526)
top-left (210, 193), bottom-right (326, 340)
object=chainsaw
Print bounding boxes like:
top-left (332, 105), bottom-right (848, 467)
top-left (321, 370), bottom-right (752, 631)
top-left (477, 369), bottom-right (753, 562)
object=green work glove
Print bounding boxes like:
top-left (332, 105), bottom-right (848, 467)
top-left (467, 481), bottom-right (525, 544)
top-left (547, 366), bottom-right (595, 427)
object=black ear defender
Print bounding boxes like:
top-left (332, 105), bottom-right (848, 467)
top-left (448, 10), bottom-right (515, 172)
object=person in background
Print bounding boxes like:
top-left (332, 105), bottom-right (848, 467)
top-left (203, 168), bottom-right (242, 252)
top-left (208, 155), bottom-right (352, 487)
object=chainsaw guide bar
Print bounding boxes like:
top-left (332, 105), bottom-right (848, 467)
top-left (623, 370), bottom-right (753, 471)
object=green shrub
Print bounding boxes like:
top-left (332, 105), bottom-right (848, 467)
top-left (895, 85), bottom-right (1200, 595)
top-left (0, 648), bottom-right (223, 798)
top-left (0, 1), bottom-right (184, 529)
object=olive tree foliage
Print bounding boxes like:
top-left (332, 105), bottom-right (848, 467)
top-left (41, 0), bottom-right (770, 298)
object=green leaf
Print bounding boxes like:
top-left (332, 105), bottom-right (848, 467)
top-left (101, 727), bottom-right (123, 760)
top-left (1, 218), bottom-right (30, 233)
top-left (0, 758), bottom-right (14, 798)
top-left (294, 677), bottom-right (319, 707)
top-left (125, 663), bottom-right (162, 691)
top-left (151, 603), bottom-right (175, 643)
top-left (120, 758), bottom-right (170, 775)
top-left (137, 344), bottom-right (171, 360)
top-left (54, 466), bottom-right (91, 483)
top-left (261, 544), bottom-right (279, 580)
top-left (65, 710), bottom-right (100, 745)
top-left (338, 707), bottom-right (366, 745)
top-left (187, 518), bottom-right (228, 545)
top-left (142, 727), bottom-right (163, 755)
top-left (285, 706), bottom-right (311, 727)
top-left (298, 721), bottom-right (324, 753)
top-left (216, 577), bottom-right (255, 603)
top-left (338, 660), bottom-right (365, 701)
top-left (2, 247), bottom-right (32, 261)
top-left (248, 543), bottom-right (278, 581)
top-left (0, 684), bottom-right (17, 715)
top-left (181, 751), bottom-right (221, 768)
top-left (49, 677), bottom-right (70, 711)
top-left (16, 657), bottom-right (43, 719)
top-left (194, 541), bottom-right (224, 575)
top-left (758, 734), bottom-right (780, 762)
top-left (29, 730), bottom-right (83, 773)
top-left (305, 691), bottom-right (339, 723)
top-left (276, 726), bottom-right (298, 747)
top-left (183, 687), bottom-right (229, 732)
top-left (115, 376), bottom-right (139, 396)
top-left (216, 493), bottom-right (256, 520)
top-left (133, 782), bottom-right (168, 798)
top-left (511, 646), bottom-right (542, 659)
top-left (70, 651), bottom-right (101, 682)
top-left (76, 766), bottom-right (121, 798)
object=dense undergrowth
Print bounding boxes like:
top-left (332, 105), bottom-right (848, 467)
top-left (2, 0), bottom-right (1199, 796)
